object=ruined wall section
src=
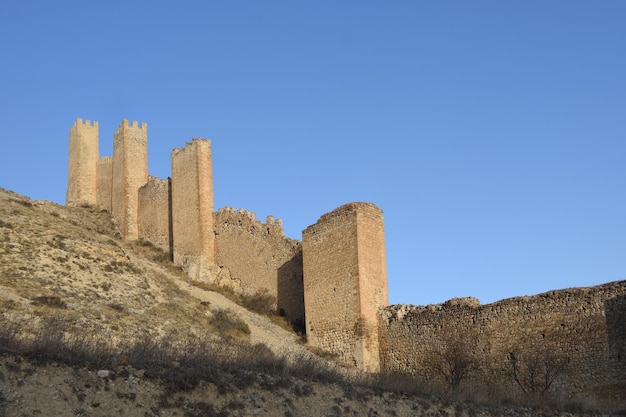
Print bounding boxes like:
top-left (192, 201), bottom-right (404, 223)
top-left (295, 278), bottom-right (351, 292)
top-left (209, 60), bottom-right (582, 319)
top-left (138, 176), bottom-right (171, 253)
top-left (67, 119), bottom-right (99, 207)
top-left (303, 203), bottom-right (388, 371)
top-left (214, 207), bottom-right (304, 324)
top-left (96, 157), bottom-right (112, 212)
top-left (379, 280), bottom-right (626, 398)
top-left (111, 120), bottom-right (148, 240)
top-left (171, 139), bottom-right (215, 279)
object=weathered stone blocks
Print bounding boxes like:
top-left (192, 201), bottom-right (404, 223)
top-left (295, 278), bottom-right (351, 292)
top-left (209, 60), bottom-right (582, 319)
top-left (112, 120), bottom-right (148, 240)
top-left (303, 202), bottom-right (389, 372)
top-left (67, 119), bottom-right (99, 207)
top-left (171, 139), bottom-right (215, 279)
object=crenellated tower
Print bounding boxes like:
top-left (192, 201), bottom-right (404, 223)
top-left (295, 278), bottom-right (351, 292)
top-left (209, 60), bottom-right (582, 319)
top-left (67, 119), bottom-right (99, 207)
top-left (112, 119), bottom-right (148, 240)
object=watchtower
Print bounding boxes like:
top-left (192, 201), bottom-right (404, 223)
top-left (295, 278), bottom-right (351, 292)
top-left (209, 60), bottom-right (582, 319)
top-left (67, 119), bottom-right (99, 207)
top-left (111, 119), bottom-right (148, 240)
top-left (171, 139), bottom-right (215, 278)
top-left (302, 202), bottom-right (389, 371)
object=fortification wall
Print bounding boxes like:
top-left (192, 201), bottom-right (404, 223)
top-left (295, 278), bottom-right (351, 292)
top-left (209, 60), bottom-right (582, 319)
top-left (96, 157), bottom-right (112, 212)
top-left (303, 203), bottom-right (388, 371)
top-left (67, 119), bottom-right (99, 207)
top-left (379, 280), bottom-right (626, 398)
top-left (171, 139), bottom-right (215, 279)
top-left (214, 207), bottom-right (304, 324)
top-left (111, 120), bottom-right (148, 240)
top-left (138, 176), bottom-right (171, 253)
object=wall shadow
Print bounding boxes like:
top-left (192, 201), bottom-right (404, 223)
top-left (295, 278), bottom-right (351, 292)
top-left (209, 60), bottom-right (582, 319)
top-left (277, 249), bottom-right (305, 334)
top-left (605, 294), bottom-right (626, 386)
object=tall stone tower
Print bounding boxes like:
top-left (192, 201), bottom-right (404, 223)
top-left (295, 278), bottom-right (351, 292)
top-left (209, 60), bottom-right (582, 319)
top-left (171, 139), bottom-right (215, 278)
top-left (302, 202), bottom-right (389, 372)
top-left (111, 120), bottom-right (148, 240)
top-left (67, 118), bottom-right (99, 207)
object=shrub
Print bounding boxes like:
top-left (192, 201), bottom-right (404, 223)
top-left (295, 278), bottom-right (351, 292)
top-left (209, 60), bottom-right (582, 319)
top-left (31, 296), bottom-right (67, 309)
top-left (209, 309), bottom-right (250, 339)
top-left (506, 348), bottom-right (569, 395)
top-left (241, 288), bottom-right (276, 316)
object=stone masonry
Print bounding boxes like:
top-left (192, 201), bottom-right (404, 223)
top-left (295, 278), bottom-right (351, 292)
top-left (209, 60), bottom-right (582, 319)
top-left (138, 176), bottom-right (171, 253)
top-left (380, 280), bottom-right (626, 399)
top-left (111, 120), bottom-right (148, 240)
top-left (302, 203), bottom-right (389, 372)
top-left (171, 139), bottom-right (215, 279)
top-left (67, 119), bottom-right (99, 207)
top-left (66, 117), bottom-right (625, 401)
top-left (214, 207), bottom-right (304, 325)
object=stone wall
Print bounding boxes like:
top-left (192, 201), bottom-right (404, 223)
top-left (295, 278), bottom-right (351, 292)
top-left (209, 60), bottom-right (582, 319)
top-left (379, 280), bottom-right (626, 398)
top-left (214, 207), bottom-right (304, 324)
top-left (67, 119), bottom-right (98, 207)
top-left (111, 120), bottom-right (148, 240)
top-left (96, 157), bottom-right (112, 212)
top-left (138, 176), bottom-right (171, 253)
top-left (303, 203), bottom-right (388, 371)
top-left (171, 139), bottom-right (215, 279)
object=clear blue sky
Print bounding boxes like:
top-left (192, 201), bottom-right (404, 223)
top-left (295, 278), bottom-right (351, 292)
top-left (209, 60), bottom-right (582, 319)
top-left (1, 1), bottom-right (624, 306)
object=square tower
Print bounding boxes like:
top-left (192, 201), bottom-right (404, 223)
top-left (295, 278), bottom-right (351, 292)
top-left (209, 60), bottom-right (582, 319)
top-left (171, 139), bottom-right (215, 278)
top-left (67, 118), bottom-right (99, 207)
top-left (302, 202), bottom-right (389, 372)
top-left (111, 120), bottom-right (148, 240)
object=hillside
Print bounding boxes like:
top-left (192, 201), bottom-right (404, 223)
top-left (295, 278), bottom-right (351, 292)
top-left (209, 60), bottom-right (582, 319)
top-left (0, 187), bottom-right (609, 416)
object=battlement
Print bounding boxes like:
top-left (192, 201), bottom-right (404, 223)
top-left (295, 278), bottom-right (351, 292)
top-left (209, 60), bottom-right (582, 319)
top-left (215, 207), bottom-right (284, 236)
top-left (71, 118), bottom-right (98, 129)
top-left (116, 119), bottom-right (147, 132)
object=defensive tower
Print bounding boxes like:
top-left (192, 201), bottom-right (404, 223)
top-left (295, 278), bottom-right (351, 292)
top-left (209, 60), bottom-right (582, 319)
top-left (171, 139), bottom-right (215, 278)
top-left (66, 119), bottom-right (99, 207)
top-left (302, 202), bottom-right (389, 372)
top-left (111, 119), bottom-right (148, 240)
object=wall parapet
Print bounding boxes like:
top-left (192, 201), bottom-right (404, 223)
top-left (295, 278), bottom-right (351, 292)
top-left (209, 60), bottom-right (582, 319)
top-left (215, 207), bottom-right (284, 236)
top-left (72, 118), bottom-right (98, 129)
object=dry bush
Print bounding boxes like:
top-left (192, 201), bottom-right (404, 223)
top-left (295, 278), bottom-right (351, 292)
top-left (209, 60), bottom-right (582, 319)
top-left (426, 329), bottom-right (479, 388)
top-left (506, 348), bottom-right (570, 395)
top-left (241, 288), bottom-right (276, 316)
top-left (30, 295), bottom-right (67, 309)
top-left (132, 239), bottom-right (172, 264)
top-left (0, 316), bottom-right (22, 353)
top-left (208, 308), bottom-right (250, 339)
